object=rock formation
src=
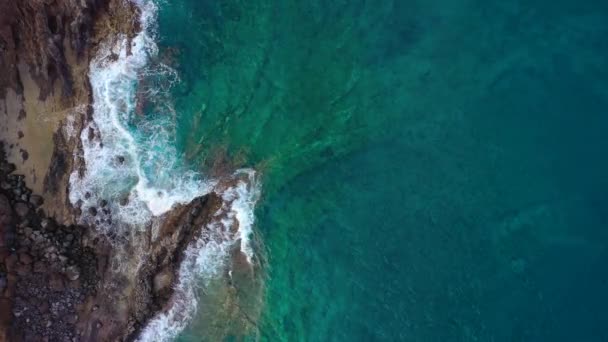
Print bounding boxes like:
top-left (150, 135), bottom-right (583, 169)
top-left (0, 1), bottom-right (232, 341)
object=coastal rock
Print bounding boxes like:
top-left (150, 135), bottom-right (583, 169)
top-left (13, 202), bottom-right (30, 218)
top-left (153, 267), bottom-right (174, 294)
top-left (29, 195), bottom-right (44, 208)
top-left (18, 252), bottom-right (33, 265)
top-left (49, 273), bottom-right (65, 292)
top-left (65, 265), bottom-right (80, 281)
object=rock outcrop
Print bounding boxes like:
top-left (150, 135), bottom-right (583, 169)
top-left (0, 1), bottom-right (231, 341)
top-left (0, 0), bottom-right (139, 226)
top-left (0, 144), bottom-right (227, 341)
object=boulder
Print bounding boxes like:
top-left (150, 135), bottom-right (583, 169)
top-left (18, 252), bottom-right (33, 265)
top-left (13, 202), bottom-right (30, 218)
top-left (49, 273), bottom-right (65, 292)
top-left (29, 195), bottom-right (44, 208)
top-left (65, 265), bottom-right (80, 281)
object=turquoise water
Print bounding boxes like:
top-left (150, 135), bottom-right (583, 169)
top-left (151, 0), bottom-right (608, 340)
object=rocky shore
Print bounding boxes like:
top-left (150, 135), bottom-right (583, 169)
top-left (1, 147), bottom-right (102, 341)
top-left (0, 0), bottom-right (232, 341)
top-left (1, 145), bottom-right (225, 341)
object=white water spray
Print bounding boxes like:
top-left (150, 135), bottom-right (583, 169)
top-left (68, 0), bottom-right (261, 340)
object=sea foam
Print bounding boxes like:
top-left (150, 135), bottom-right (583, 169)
top-left (68, 0), bottom-right (213, 226)
top-left (138, 170), bottom-right (260, 342)
top-left (68, 0), bottom-right (261, 340)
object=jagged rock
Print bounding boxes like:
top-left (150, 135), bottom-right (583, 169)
top-left (88, 207), bottom-right (97, 216)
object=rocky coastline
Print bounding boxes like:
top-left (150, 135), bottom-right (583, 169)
top-left (0, 1), bottom-right (227, 341)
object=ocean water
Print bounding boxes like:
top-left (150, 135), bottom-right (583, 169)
top-left (80, 0), bottom-right (608, 340)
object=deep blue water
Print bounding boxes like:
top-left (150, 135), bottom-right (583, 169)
top-left (151, 0), bottom-right (608, 340)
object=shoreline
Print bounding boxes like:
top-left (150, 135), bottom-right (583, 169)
top-left (0, 1), bottom-right (264, 340)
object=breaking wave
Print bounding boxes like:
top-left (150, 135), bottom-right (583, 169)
top-left (68, 0), bottom-right (261, 340)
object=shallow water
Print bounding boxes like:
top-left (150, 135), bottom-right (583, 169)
top-left (117, 0), bottom-right (608, 340)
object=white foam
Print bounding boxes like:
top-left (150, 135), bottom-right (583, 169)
top-left (70, 0), bottom-right (263, 340)
top-left (138, 171), bottom-right (260, 342)
top-left (68, 0), bottom-right (214, 228)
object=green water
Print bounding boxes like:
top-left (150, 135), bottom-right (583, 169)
top-left (155, 0), bottom-right (608, 340)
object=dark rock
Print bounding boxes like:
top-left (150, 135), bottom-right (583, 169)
top-left (20, 149), bottom-right (29, 161)
top-left (18, 252), bottom-right (33, 265)
top-left (0, 181), bottom-right (10, 190)
top-left (49, 273), bottom-right (65, 292)
top-left (13, 202), bottom-right (30, 217)
top-left (38, 301), bottom-right (50, 314)
top-left (67, 314), bottom-right (78, 324)
top-left (99, 199), bottom-right (107, 207)
top-left (65, 265), bottom-right (80, 281)
top-left (117, 156), bottom-right (125, 164)
top-left (87, 207), bottom-right (97, 216)
top-left (0, 162), bottom-right (15, 174)
top-left (41, 218), bottom-right (56, 231)
top-left (84, 192), bottom-right (91, 200)
top-left (29, 195), bottom-right (44, 207)
top-left (119, 196), bottom-right (129, 206)
top-left (15, 262), bottom-right (31, 276)
top-left (33, 261), bottom-right (46, 273)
